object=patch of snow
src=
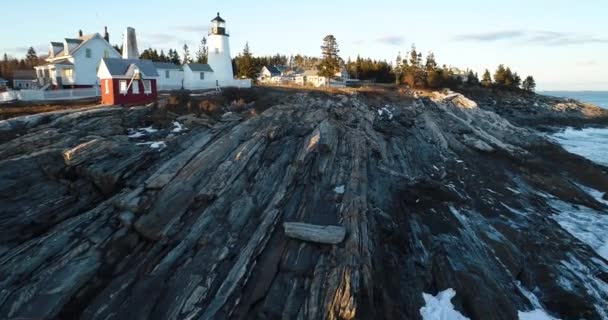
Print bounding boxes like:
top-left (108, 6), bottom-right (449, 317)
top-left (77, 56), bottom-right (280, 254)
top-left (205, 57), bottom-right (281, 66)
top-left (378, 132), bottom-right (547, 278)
top-left (172, 121), bottom-right (186, 133)
top-left (518, 309), bottom-right (558, 320)
top-left (334, 185), bottom-right (345, 194)
top-left (420, 288), bottom-right (470, 320)
top-left (141, 126), bottom-right (158, 133)
top-left (549, 199), bottom-right (608, 260)
top-left (127, 130), bottom-right (146, 138)
top-left (137, 141), bottom-right (167, 150)
top-left (377, 105), bottom-right (394, 120)
top-left (127, 126), bottom-right (158, 139)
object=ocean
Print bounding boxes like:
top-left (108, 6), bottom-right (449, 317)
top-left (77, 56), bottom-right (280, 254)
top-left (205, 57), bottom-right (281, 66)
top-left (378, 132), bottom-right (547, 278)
top-left (547, 91), bottom-right (608, 166)
top-left (541, 91), bottom-right (608, 109)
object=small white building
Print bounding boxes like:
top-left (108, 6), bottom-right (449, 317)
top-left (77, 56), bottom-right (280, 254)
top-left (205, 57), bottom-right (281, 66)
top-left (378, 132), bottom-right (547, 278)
top-left (154, 62), bottom-right (184, 90)
top-left (259, 66), bottom-right (282, 82)
top-left (182, 63), bottom-right (215, 90)
top-left (12, 70), bottom-right (38, 89)
top-left (35, 28), bottom-right (121, 89)
top-left (0, 77), bottom-right (8, 89)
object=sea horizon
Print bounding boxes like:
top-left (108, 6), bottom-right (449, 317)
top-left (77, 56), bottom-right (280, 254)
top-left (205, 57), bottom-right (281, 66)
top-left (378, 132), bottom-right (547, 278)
top-left (541, 90), bottom-right (608, 109)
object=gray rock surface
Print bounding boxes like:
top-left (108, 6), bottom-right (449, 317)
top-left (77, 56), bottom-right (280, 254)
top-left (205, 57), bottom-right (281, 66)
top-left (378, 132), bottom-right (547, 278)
top-left (0, 87), bottom-right (607, 320)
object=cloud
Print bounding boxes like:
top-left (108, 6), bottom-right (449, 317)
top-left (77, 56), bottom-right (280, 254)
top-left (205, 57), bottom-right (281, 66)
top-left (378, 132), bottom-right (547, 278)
top-left (454, 30), bottom-right (524, 42)
top-left (454, 30), bottom-right (608, 46)
top-left (577, 60), bottom-right (598, 66)
top-left (354, 35), bottom-right (406, 46)
top-left (172, 25), bottom-right (210, 33)
top-left (376, 36), bottom-right (405, 46)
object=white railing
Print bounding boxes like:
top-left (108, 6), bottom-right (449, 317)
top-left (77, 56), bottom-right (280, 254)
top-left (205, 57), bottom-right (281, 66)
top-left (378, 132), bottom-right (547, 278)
top-left (0, 87), bottom-right (101, 102)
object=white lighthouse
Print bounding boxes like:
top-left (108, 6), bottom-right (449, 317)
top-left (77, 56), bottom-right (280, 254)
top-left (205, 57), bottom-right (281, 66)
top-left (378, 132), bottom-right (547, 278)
top-left (207, 13), bottom-right (234, 85)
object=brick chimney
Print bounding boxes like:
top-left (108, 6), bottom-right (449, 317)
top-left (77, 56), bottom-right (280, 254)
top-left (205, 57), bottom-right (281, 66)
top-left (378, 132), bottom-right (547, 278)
top-left (104, 26), bottom-right (110, 42)
top-left (78, 29), bottom-right (83, 37)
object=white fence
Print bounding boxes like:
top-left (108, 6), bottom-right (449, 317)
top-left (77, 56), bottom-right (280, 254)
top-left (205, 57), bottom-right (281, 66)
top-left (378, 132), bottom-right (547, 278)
top-left (0, 87), bottom-right (101, 103)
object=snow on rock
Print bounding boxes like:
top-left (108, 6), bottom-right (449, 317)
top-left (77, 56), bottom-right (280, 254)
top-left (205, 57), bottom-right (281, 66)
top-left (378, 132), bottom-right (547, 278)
top-left (128, 126), bottom-right (159, 138)
top-left (377, 105), bottom-right (394, 120)
top-left (518, 309), bottom-right (559, 320)
top-left (171, 121), bottom-right (186, 133)
top-left (334, 185), bottom-right (345, 194)
top-left (137, 141), bottom-right (167, 150)
top-left (420, 289), bottom-right (470, 320)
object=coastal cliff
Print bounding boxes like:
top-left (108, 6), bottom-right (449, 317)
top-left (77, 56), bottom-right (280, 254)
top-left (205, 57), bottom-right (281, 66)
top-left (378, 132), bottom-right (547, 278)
top-left (0, 87), bottom-right (607, 319)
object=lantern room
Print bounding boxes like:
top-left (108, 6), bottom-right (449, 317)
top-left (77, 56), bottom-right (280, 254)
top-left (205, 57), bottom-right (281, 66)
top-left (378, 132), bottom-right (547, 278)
top-left (210, 12), bottom-right (228, 36)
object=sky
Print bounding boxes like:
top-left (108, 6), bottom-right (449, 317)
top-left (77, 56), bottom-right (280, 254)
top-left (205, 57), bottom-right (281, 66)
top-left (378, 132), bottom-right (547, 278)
top-left (1, 0), bottom-right (607, 90)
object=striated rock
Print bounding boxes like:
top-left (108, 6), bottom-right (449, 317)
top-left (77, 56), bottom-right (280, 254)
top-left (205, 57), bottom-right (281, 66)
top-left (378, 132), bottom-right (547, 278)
top-left (0, 87), bottom-right (607, 320)
top-left (283, 222), bottom-right (346, 244)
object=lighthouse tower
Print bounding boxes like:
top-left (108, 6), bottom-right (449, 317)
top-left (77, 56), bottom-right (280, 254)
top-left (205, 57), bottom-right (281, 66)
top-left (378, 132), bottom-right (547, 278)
top-left (207, 13), bottom-right (234, 85)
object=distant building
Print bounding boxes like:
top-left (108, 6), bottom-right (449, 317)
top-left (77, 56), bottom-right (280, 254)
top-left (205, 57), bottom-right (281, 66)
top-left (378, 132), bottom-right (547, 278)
top-left (35, 27), bottom-right (121, 89)
top-left (0, 77), bottom-right (8, 89)
top-left (182, 63), bottom-right (214, 90)
top-left (12, 70), bottom-right (38, 89)
top-left (98, 58), bottom-right (158, 105)
top-left (259, 66), bottom-right (282, 82)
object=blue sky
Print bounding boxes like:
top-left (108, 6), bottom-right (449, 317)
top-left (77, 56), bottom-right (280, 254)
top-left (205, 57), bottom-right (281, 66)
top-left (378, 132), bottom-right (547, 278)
top-left (2, 0), bottom-right (607, 90)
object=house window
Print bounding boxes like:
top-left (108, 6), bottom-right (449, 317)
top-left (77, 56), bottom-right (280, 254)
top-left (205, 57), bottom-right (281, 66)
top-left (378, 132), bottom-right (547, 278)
top-left (200, 72), bottom-right (205, 80)
top-left (86, 48), bottom-right (92, 58)
top-left (61, 68), bottom-right (73, 78)
top-left (105, 79), bottom-right (109, 94)
top-left (165, 70), bottom-right (170, 79)
top-left (143, 80), bottom-right (152, 94)
top-left (119, 80), bottom-right (128, 94)
top-left (132, 80), bottom-right (140, 94)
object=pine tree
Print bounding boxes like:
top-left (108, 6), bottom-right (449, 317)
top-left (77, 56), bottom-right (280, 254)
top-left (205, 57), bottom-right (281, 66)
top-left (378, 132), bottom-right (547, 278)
top-left (318, 35), bottom-right (341, 80)
top-left (481, 69), bottom-right (493, 87)
top-left (196, 37), bottom-right (208, 64)
top-left (182, 44), bottom-right (191, 64)
top-left (504, 67), bottom-right (514, 87)
top-left (512, 72), bottom-right (522, 88)
top-left (169, 49), bottom-right (181, 65)
top-left (25, 47), bottom-right (38, 67)
top-left (425, 52), bottom-right (438, 74)
top-left (494, 64), bottom-right (507, 86)
top-left (522, 76), bottom-right (536, 91)
top-left (159, 50), bottom-right (167, 62)
top-left (466, 70), bottom-right (479, 85)
top-left (237, 42), bottom-right (256, 79)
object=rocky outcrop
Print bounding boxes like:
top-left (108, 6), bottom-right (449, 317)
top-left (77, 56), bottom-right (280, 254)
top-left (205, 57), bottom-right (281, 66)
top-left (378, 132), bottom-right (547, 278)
top-left (0, 88), bottom-right (607, 319)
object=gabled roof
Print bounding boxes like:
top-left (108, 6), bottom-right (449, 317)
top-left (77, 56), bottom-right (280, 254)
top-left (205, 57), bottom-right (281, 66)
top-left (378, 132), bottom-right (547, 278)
top-left (185, 63), bottom-right (214, 72)
top-left (153, 62), bottom-right (182, 70)
top-left (53, 59), bottom-right (74, 66)
top-left (212, 13), bottom-right (225, 23)
top-left (12, 70), bottom-right (37, 80)
top-left (264, 66), bottom-right (281, 75)
top-left (101, 58), bottom-right (159, 77)
top-left (49, 33), bottom-right (119, 60)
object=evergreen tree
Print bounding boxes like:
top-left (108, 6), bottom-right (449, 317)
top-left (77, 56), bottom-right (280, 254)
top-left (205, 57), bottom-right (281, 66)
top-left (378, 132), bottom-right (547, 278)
top-left (394, 52), bottom-right (402, 84)
top-left (481, 69), bottom-right (493, 87)
top-left (236, 42), bottom-right (256, 79)
top-left (196, 37), bottom-right (208, 64)
top-left (182, 44), bottom-right (191, 64)
top-left (25, 47), bottom-right (38, 67)
top-left (522, 76), bottom-right (536, 91)
top-left (466, 70), bottom-right (479, 85)
top-left (169, 49), bottom-right (181, 65)
top-left (425, 52), bottom-right (437, 74)
top-left (318, 35), bottom-right (341, 80)
top-left (494, 64), bottom-right (507, 86)
top-left (512, 72), bottom-right (522, 88)
top-left (159, 50), bottom-right (167, 62)
top-left (504, 67), bottom-right (514, 87)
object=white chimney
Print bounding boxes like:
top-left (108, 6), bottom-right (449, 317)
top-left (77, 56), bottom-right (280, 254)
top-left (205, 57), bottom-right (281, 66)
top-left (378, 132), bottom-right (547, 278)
top-left (122, 27), bottom-right (139, 59)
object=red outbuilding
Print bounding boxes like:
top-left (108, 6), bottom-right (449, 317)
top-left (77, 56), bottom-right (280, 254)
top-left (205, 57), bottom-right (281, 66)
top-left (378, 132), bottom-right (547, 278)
top-left (97, 58), bottom-right (158, 105)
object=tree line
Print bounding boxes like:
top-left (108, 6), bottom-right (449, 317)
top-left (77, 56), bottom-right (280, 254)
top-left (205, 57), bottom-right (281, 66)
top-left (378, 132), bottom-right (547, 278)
top-left (0, 47), bottom-right (41, 83)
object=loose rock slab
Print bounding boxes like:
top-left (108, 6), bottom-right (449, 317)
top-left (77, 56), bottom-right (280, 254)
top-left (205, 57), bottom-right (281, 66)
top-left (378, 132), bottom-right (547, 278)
top-left (283, 222), bottom-right (346, 244)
